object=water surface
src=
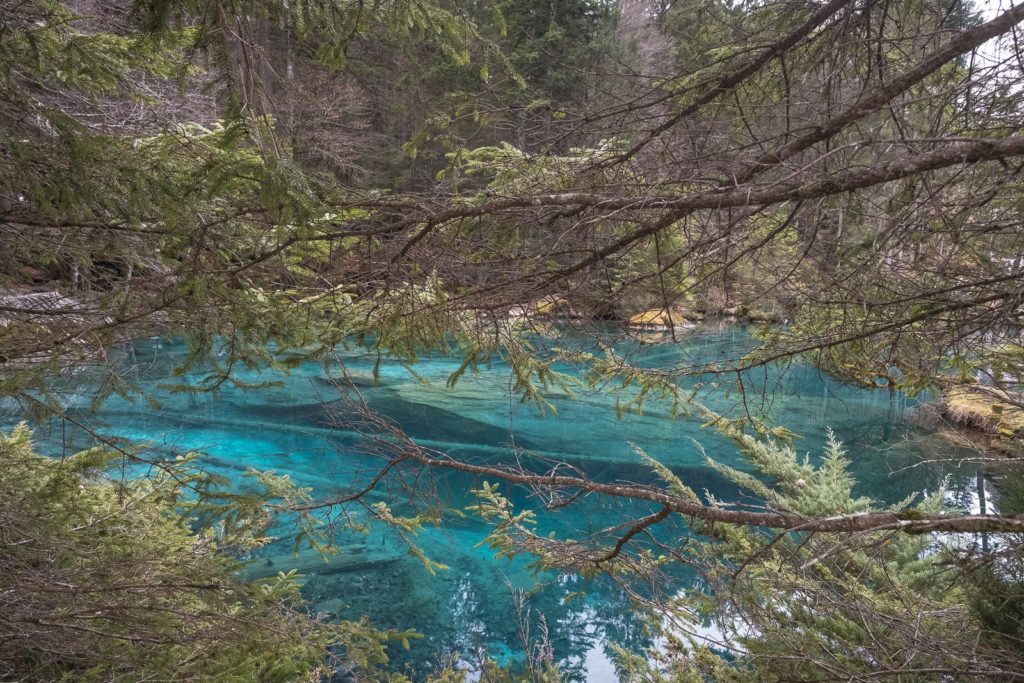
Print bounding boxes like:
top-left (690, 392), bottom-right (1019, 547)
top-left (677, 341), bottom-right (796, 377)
top-left (0, 325), bottom-right (978, 679)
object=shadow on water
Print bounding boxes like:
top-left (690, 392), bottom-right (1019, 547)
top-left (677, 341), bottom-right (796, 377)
top-left (0, 325), bottom-right (981, 680)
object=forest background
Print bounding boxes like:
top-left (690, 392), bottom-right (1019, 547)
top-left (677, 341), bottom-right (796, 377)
top-left (3, 0), bottom-right (1024, 679)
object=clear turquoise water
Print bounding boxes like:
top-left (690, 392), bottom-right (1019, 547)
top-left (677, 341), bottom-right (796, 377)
top-left (0, 324), bottom-right (979, 680)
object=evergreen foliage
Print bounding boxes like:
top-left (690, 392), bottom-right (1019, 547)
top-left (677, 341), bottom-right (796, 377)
top-left (0, 424), bottom-right (468, 681)
top-left (0, 425), bottom-right (321, 680)
top-left (470, 413), bottom-right (1023, 681)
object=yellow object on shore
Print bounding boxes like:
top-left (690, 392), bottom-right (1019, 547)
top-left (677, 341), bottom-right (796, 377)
top-left (629, 309), bottom-right (683, 327)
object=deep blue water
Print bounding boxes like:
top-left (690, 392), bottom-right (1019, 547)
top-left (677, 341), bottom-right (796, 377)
top-left (0, 324), bottom-right (980, 680)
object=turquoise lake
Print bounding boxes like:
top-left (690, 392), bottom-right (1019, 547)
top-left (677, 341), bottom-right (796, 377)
top-left (0, 324), bottom-right (981, 680)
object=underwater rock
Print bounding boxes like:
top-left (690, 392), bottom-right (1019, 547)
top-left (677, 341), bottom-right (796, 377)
top-left (376, 391), bottom-right (546, 451)
top-left (311, 373), bottom-right (383, 389)
top-left (315, 598), bottom-right (346, 616)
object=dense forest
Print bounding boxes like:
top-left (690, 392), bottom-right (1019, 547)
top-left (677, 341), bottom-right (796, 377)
top-left (3, 0), bottom-right (1024, 679)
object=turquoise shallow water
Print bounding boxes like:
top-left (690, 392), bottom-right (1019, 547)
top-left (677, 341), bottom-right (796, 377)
top-left (0, 324), bottom-right (980, 680)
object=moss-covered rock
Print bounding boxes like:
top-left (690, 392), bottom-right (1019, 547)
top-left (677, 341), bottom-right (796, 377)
top-left (943, 385), bottom-right (1024, 445)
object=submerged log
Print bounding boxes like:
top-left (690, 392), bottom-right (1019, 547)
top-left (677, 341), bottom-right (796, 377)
top-left (242, 544), bottom-right (404, 581)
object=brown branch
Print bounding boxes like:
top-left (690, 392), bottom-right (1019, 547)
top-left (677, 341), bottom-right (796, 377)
top-left (305, 427), bottom-right (1024, 534)
top-left (731, 2), bottom-right (1024, 185)
top-left (367, 136), bottom-right (1024, 241)
top-left (596, 505), bottom-right (673, 564)
top-left (597, 0), bottom-right (865, 169)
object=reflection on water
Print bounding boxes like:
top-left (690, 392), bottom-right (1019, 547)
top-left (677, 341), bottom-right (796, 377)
top-left (0, 325), bottom-right (979, 680)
